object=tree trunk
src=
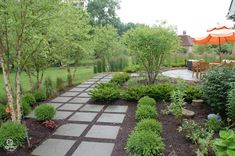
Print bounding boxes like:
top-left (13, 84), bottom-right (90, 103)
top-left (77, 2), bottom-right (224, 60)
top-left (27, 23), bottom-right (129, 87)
top-left (0, 49), bottom-right (17, 121)
top-left (15, 51), bottom-right (22, 122)
top-left (25, 67), bottom-right (33, 91)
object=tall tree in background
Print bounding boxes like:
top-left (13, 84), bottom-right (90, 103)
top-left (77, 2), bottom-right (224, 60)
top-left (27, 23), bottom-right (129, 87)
top-left (87, 0), bottom-right (120, 26)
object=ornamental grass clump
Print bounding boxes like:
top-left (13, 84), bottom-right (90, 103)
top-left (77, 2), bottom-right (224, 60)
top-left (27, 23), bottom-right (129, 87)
top-left (126, 131), bottom-right (165, 156)
top-left (0, 121), bottom-right (26, 148)
top-left (136, 105), bottom-right (157, 122)
top-left (138, 96), bottom-right (156, 107)
top-left (35, 104), bottom-right (56, 121)
top-left (134, 119), bottom-right (162, 135)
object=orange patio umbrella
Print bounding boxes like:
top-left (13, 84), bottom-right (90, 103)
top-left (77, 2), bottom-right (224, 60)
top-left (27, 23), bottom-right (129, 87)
top-left (194, 25), bottom-right (235, 57)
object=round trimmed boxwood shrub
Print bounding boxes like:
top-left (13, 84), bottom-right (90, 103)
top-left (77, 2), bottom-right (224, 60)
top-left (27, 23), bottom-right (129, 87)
top-left (138, 96), bottom-right (156, 107)
top-left (33, 90), bottom-right (47, 102)
top-left (21, 93), bottom-right (36, 106)
top-left (34, 104), bottom-right (56, 121)
top-left (0, 121), bottom-right (26, 148)
top-left (21, 100), bottom-right (31, 116)
top-left (135, 119), bottom-right (162, 135)
top-left (136, 105), bottom-right (157, 121)
top-left (0, 104), bottom-right (6, 119)
top-left (126, 130), bottom-right (165, 156)
top-left (202, 67), bottom-right (235, 115)
top-left (90, 83), bottom-right (120, 101)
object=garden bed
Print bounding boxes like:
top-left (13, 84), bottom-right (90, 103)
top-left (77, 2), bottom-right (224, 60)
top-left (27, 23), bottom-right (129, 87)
top-left (158, 101), bottom-right (211, 156)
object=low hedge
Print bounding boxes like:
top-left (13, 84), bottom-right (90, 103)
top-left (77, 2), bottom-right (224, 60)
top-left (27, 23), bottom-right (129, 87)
top-left (138, 96), bottom-right (156, 107)
top-left (135, 119), bottom-right (162, 135)
top-left (111, 73), bottom-right (130, 85)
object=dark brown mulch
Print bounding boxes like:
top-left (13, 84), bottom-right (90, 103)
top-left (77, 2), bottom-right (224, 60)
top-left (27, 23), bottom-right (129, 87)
top-left (157, 101), bottom-right (211, 156)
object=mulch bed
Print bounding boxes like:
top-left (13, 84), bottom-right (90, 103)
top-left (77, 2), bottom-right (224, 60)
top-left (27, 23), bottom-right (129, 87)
top-left (158, 101), bottom-right (211, 156)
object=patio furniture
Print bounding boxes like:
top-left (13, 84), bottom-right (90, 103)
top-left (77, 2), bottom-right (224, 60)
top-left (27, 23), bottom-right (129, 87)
top-left (187, 59), bottom-right (199, 70)
top-left (192, 61), bottom-right (209, 79)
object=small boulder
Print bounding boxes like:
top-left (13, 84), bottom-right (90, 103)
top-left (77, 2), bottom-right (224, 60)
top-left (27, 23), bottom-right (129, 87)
top-left (182, 108), bottom-right (195, 117)
top-left (191, 99), bottom-right (204, 107)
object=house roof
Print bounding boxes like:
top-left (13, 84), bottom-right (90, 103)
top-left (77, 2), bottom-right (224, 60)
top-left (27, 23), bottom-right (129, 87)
top-left (178, 35), bottom-right (194, 46)
top-left (227, 0), bottom-right (235, 20)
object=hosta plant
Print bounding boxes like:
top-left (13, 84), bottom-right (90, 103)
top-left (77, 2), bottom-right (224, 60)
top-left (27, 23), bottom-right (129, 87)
top-left (213, 129), bottom-right (235, 156)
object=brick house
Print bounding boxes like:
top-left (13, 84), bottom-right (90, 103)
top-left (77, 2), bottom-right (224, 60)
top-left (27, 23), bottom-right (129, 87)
top-left (178, 31), bottom-right (194, 53)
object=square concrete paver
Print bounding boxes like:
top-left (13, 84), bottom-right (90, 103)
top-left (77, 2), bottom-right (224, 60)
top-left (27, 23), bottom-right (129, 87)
top-left (84, 88), bottom-right (93, 92)
top-left (88, 78), bottom-right (99, 82)
top-left (53, 111), bottom-right (73, 120)
top-left (78, 92), bottom-right (91, 98)
top-left (58, 104), bottom-right (83, 111)
top-left (69, 112), bottom-right (97, 122)
top-left (54, 123), bottom-right (88, 137)
top-left (60, 92), bottom-right (79, 97)
top-left (32, 138), bottom-right (75, 156)
top-left (51, 97), bottom-right (72, 103)
top-left (82, 81), bottom-right (95, 85)
top-left (104, 105), bottom-right (128, 113)
top-left (70, 97), bottom-right (91, 104)
top-left (97, 113), bottom-right (125, 123)
top-left (72, 141), bottom-right (114, 156)
top-left (86, 125), bottom-right (120, 139)
top-left (80, 104), bottom-right (104, 112)
top-left (47, 103), bottom-right (63, 109)
top-left (76, 84), bottom-right (91, 88)
top-left (69, 87), bottom-right (86, 92)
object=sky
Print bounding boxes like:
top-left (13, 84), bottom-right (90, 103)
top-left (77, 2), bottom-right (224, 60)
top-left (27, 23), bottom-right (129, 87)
top-left (117, 0), bottom-right (234, 38)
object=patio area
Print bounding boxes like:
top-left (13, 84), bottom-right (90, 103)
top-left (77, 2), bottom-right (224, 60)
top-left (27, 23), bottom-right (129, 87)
top-left (161, 69), bottom-right (199, 81)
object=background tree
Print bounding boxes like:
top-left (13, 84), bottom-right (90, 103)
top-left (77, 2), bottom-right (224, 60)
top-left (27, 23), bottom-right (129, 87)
top-left (49, 3), bottom-right (92, 81)
top-left (123, 25), bottom-right (180, 84)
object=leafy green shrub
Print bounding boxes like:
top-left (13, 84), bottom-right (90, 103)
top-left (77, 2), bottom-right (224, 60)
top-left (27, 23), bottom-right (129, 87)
top-left (56, 77), bottom-right (65, 92)
top-left (227, 83), bottom-right (235, 122)
top-left (184, 85), bottom-right (203, 103)
top-left (126, 131), bottom-right (165, 156)
top-left (44, 77), bottom-right (55, 98)
top-left (90, 83), bottom-right (120, 101)
top-left (206, 117), bottom-right (222, 132)
top-left (33, 90), bottom-right (47, 102)
top-left (0, 121), bottom-right (26, 148)
top-left (213, 130), bottom-right (235, 156)
top-left (148, 84), bottom-right (176, 101)
top-left (165, 90), bottom-right (185, 119)
top-left (124, 65), bottom-right (140, 73)
top-left (178, 119), bottom-right (209, 144)
top-left (0, 104), bottom-right (6, 119)
top-left (34, 104), bottom-right (56, 121)
top-left (138, 96), bottom-right (156, 107)
top-left (21, 93), bottom-right (36, 106)
top-left (202, 67), bottom-right (235, 115)
top-left (111, 73), bottom-right (130, 85)
top-left (135, 119), bottom-right (162, 135)
top-left (136, 105), bottom-right (157, 122)
top-left (121, 86), bottom-right (149, 101)
top-left (21, 100), bottom-right (31, 116)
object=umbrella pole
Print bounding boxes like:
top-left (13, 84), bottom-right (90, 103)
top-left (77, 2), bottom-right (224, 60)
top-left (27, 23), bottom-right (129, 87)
top-left (219, 38), bottom-right (222, 62)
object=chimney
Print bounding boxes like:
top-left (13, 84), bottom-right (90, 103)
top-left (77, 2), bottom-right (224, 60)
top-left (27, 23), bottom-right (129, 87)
top-left (183, 30), bottom-right (187, 35)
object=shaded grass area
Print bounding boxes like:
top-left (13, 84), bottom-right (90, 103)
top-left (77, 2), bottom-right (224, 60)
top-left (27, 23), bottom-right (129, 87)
top-left (0, 67), bottom-right (95, 99)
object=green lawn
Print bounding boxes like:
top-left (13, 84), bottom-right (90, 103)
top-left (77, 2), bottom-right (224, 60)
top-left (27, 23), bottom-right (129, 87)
top-left (0, 67), bottom-right (95, 98)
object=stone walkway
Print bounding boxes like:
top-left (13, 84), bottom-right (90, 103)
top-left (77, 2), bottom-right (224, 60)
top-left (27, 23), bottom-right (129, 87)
top-left (161, 69), bottom-right (199, 81)
top-left (29, 74), bottom-right (129, 156)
